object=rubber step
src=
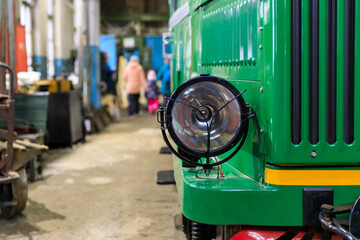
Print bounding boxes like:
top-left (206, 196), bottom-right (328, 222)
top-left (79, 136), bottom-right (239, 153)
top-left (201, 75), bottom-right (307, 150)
top-left (156, 170), bottom-right (175, 185)
top-left (159, 146), bottom-right (172, 154)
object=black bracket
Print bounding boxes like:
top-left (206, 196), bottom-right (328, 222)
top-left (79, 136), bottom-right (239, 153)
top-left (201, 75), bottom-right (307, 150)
top-left (242, 104), bottom-right (255, 120)
top-left (157, 108), bottom-right (166, 124)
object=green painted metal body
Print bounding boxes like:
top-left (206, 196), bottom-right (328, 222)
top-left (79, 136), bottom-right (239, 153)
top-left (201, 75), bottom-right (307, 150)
top-left (168, 0), bottom-right (360, 226)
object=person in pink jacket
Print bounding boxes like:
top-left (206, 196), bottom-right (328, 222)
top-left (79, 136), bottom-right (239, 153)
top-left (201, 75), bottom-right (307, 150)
top-left (124, 55), bottom-right (148, 116)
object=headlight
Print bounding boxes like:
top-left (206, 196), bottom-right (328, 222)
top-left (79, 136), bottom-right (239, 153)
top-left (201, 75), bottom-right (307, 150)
top-left (158, 74), bottom-right (253, 168)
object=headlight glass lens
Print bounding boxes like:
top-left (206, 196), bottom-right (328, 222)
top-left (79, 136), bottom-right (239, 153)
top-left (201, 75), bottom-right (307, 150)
top-left (171, 81), bottom-right (242, 154)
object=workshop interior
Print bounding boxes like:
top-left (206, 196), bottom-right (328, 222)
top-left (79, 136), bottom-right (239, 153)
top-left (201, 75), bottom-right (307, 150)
top-left (0, 0), bottom-right (359, 240)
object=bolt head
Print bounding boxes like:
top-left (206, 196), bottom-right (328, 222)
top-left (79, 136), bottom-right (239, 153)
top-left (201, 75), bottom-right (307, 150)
top-left (311, 151), bottom-right (317, 158)
top-left (260, 86), bottom-right (264, 93)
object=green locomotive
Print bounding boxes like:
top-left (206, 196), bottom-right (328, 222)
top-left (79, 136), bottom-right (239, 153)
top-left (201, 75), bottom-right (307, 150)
top-left (158, 0), bottom-right (360, 239)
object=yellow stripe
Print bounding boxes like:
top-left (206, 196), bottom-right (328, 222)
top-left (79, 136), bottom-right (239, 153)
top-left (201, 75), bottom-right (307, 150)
top-left (265, 168), bottom-right (360, 186)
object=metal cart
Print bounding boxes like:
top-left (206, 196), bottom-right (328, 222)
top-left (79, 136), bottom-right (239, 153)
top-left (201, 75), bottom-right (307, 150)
top-left (0, 62), bottom-right (27, 219)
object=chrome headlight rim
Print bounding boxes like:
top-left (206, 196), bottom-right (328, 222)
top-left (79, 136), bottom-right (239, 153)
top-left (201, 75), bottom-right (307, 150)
top-left (165, 75), bottom-right (248, 158)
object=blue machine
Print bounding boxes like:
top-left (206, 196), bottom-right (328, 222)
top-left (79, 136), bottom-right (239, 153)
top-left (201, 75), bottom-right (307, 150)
top-left (100, 35), bottom-right (117, 70)
top-left (145, 36), bottom-right (163, 71)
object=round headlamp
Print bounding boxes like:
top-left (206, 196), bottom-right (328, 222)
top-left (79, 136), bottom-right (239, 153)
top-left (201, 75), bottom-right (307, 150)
top-left (158, 75), bottom-right (252, 168)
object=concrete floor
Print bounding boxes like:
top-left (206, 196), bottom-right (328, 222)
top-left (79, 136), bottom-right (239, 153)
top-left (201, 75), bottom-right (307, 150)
top-left (0, 114), bottom-right (186, 240)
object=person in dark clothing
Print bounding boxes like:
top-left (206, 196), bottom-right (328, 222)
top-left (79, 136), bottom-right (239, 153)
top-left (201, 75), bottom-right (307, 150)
top-left (100, 51), bottom-right (115, 95)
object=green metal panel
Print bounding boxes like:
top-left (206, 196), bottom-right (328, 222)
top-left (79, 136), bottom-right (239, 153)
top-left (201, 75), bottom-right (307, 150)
top-left (261, 0), bottom-right (292, 165)
top-left (171, 16), bottom-right (193, 91)
top-left (336, 0), bottom-right (345, 151)
top-left (301, 0), bottom-right (310, 147)
top-left (259, 0), bottom-right (360, 166)
top-left (168, 0), bottom-right (360, 227)
top-left (175, 156), bottom-right (360, 226)
top-left (190, 0), bottom-right (262, 181)
top-left (197, 0), bottom-right (259, 80)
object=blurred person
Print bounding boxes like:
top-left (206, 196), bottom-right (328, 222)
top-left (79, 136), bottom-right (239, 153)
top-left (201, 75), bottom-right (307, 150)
top-left (101, 51), bottom-right (121, 121)
top-left (157, 59), bottom-right (171, 107)
top-left (100, 52), bottom-right (115, 95)
top-left (124, 55), bottom-right (148, 116)
top-left (147, 70), bottom-right (160, 114)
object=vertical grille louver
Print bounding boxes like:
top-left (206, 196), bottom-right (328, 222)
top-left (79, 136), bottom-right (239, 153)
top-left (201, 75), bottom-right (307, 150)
top-left (291, 0), bottom-right (302, 145)
top-left (309, 0), bottom-right (319, 144)
top-left (291, 0), bottom-right (356, 146)
top-left (344, 0), bottom-right (355, 144)
top-left (326, 0), bottom-right (337, 144)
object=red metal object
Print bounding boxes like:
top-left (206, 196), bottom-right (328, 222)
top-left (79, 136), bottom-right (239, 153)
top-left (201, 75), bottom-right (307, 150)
top-left (230, 228), bottom-right (342, 240)
top-left (230, 229), bottom-right (285, 240)
top-left (0, 23), bottom-right (27, 92)
top-left (14, 24), bottom-right (27, 73)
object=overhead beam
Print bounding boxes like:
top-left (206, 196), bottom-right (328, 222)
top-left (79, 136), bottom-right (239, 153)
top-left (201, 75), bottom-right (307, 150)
top-left (102, 13), bottom-right (169, 22)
